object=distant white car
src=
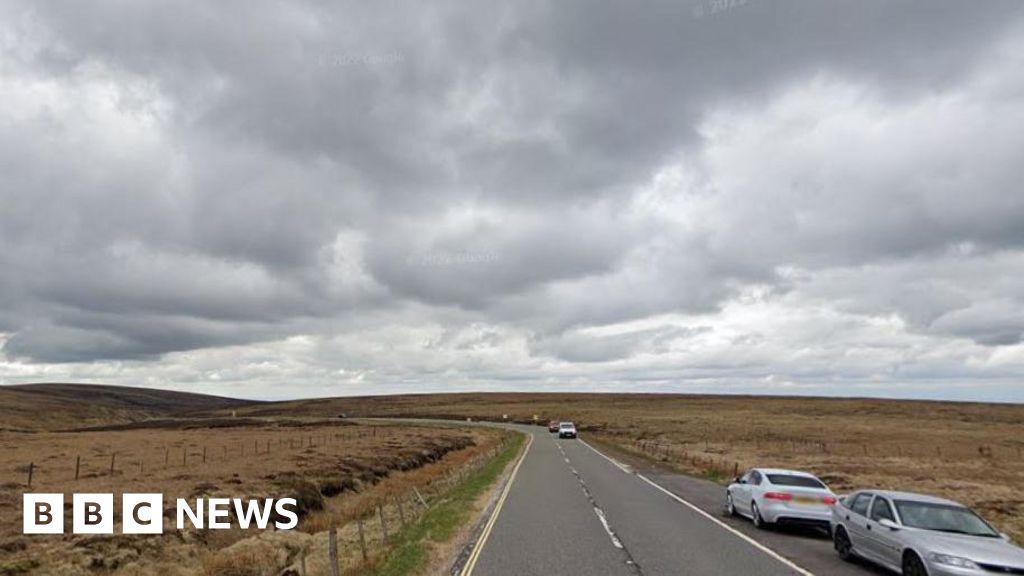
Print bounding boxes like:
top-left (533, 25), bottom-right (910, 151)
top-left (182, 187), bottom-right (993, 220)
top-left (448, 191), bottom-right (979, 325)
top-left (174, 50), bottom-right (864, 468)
top-left (558, 422), bottom-right (577, 439)
top-left (726, 468), bottom-right (836, 531)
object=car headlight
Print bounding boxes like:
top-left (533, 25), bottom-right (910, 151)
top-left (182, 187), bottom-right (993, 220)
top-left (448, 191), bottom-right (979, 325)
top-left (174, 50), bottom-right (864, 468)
top-left (928, 553), bottom-right (980, 570)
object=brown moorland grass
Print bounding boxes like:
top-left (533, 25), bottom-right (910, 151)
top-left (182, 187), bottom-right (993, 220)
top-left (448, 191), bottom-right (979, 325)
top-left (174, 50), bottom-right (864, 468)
top-left (0, 384), bottom-right (253, 432)
top-left (223, 393), bottom-right (1024, 542)
top-left (0, 417), bottom-right (507, 576)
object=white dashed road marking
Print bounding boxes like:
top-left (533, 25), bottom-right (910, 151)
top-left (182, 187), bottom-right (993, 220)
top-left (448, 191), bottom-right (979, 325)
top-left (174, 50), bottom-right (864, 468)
top-left (557, 436), bottom-right (643, 574)
top-left (593, 506), bottom-right (624, 549)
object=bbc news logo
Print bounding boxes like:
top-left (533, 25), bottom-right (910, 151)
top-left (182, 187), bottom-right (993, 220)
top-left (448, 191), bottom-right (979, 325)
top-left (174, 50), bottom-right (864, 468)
top-left (23, 494), bottom-right (298, 534)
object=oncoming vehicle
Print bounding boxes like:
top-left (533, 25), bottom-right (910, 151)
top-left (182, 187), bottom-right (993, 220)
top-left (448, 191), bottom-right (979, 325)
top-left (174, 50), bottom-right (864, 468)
top-left (725, 468), bottom-right (836, 531)
top-left (831, 490), bottom-right (1024, 576)
top-left (558, 422), bottom-right (577, 439)
top-left (548, 420), bottom-right (560, 433)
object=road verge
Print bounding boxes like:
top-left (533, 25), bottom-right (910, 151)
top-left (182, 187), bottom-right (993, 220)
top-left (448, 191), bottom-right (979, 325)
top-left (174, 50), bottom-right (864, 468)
top-left (368, 431), bottom-right (528, 576)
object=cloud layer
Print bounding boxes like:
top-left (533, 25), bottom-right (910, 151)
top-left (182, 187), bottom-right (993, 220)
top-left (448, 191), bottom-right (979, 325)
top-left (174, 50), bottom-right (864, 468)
top-left (2, 0), bottom-right (1024, 401)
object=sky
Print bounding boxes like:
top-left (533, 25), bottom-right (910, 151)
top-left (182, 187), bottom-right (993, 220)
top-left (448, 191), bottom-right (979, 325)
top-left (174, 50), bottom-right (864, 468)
top-left (2, 0), bottom-right (1024, 402)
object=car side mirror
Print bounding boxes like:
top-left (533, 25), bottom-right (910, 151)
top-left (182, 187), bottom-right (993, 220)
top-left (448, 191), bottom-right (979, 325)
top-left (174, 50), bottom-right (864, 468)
top-left (735, 477), bottom-right (745, 484)
top-left (878, 519), bottom-right (900, 531)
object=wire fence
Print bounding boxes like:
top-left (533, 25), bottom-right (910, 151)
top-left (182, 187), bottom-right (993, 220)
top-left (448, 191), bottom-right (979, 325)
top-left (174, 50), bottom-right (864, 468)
top-left (623, 434), bottom-right (1023, 483)
top-left (2, 425), bottom-right (516, 576)
top-left (271, 435), bottom-right (513, 576)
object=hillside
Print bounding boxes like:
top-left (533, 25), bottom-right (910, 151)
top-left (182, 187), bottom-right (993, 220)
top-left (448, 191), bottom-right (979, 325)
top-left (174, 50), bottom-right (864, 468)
top-left (0, 383), bottom-right (254, 431)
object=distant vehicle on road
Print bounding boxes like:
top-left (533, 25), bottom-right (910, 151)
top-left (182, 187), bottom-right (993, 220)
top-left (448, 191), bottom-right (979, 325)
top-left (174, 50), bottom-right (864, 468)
top-left (548, 420), bottom-right (560, 433)
top-left (725, 468), bottom-right (836, 531)
top-left (558, 422), bottom-right (577, 439)
top-left (832, 490), bottom-right (1024, 576)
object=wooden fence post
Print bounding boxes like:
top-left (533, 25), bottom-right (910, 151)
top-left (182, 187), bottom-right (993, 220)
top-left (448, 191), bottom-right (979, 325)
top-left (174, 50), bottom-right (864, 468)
top-left (357, 518), bottom-right (368, 561)
top-left (27, 462), bottom-right (33, 487)
top-left (328, 527), bottom-right (339, 576)
top-left (378, 504), bottom-right (390, 545)
top-left (110, 453), bottom-right (116, 475)
top-left (74, 455), bottom-right (81, 480)
top-left (397, 498), bottom-right (406, 526)
top-left (413, 487), bottom-right (428, 508)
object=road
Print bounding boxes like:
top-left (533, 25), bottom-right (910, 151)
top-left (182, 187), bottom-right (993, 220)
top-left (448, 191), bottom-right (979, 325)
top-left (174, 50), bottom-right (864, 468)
top-left (465, 425), bottom-right (884, 576)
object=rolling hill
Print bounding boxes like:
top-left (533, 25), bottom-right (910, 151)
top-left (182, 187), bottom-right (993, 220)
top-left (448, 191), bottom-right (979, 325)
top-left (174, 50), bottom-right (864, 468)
top-left (0, 383), bottom-right (254, 431)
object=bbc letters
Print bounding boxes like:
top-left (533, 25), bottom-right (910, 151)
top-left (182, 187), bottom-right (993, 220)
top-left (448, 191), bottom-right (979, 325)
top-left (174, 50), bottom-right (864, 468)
top-left (24, 493), bottom-right (298, 534)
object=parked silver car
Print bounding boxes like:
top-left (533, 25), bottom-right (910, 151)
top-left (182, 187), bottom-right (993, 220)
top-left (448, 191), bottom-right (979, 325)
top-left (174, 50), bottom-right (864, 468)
top-left (725, 468), bottom-right (836, 531)
top-left (831, 490), bottom-right (1024, 576)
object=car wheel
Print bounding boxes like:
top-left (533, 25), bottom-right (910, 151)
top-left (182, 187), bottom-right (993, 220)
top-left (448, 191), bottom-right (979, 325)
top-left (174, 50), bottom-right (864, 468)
top-left (834, 527), bottom-right (854, 562)
top-left (751, 502), bottom-right (767, 529)
top-left (726, 493), bottom-right (737, 517)
top-left (902, 552), bottom-right (928, 576)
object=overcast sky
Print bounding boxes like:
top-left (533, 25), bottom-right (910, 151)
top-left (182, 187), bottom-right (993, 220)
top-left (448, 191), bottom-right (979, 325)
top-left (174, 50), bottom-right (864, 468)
top-left (2, 1), bottom-right (1024, 402)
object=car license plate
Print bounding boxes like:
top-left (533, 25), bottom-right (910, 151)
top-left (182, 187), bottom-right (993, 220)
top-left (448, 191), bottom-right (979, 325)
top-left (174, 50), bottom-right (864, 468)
top-left (793, 496), bottom-right (821, 505)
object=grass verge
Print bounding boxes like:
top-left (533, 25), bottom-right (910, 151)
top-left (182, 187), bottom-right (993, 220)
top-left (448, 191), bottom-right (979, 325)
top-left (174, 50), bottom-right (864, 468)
top-left (368, 432), bottom-right (526, 576)
top-left (587, 435), bottom-right (732, 485)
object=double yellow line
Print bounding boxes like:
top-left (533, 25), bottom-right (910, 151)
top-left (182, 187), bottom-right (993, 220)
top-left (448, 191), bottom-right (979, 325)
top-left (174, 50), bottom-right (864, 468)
top-left (461, 432), bottom-right (534, 576)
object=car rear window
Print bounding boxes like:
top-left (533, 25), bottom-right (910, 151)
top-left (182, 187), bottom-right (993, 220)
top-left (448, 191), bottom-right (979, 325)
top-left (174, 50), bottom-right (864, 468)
top-left (850, 493), bottom-right (872, 515)
top-left (765, 474), bottom-right (826, 489)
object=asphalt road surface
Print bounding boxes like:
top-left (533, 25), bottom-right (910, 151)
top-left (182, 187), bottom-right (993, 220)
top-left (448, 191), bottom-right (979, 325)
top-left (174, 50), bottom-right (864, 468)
top-left (467, 425), bottom-right (885, 576)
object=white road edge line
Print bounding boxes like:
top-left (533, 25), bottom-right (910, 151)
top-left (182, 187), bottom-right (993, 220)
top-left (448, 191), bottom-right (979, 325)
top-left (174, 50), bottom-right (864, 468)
top-left (461, 432), bottom-right (534, 576)
top-left (635, 474), bottom-right (816, 576)
top-left (579, 438), bottom-right (816, 576)
top-left (579, 439), bottom-right (633, 474)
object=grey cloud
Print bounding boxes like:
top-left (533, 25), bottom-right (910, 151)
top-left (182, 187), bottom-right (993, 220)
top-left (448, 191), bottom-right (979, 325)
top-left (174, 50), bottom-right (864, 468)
top-left (3, 320), bottom-right (245, 364)
top-left (1, 1), bottom-right (1023, 403)
top-left (530, 325), bottom-right (711, 363)
top-left (931, 302), bottom-right (1024, 347)
top-left (792, 250), bottom-right (1024, 347)
top-left (19, 0), bottom-right (1022, 210)
top-left (365, 202), bottom-right (635, 308)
